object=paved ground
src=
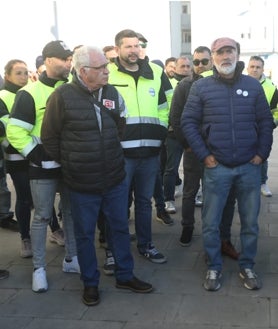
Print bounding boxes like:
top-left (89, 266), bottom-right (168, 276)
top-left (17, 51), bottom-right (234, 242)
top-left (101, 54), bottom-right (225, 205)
top-left (0, 128), bottom-right (278, 329)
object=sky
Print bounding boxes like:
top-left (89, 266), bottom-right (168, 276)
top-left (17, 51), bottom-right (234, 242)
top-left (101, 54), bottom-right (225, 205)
top-left (1, 0), bottom-right (171, 73)
top-left (2, 0), bottom-right (274, 75)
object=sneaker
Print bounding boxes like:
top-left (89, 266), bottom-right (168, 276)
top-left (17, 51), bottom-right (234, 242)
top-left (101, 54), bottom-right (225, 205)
top-left (83, 286), bottom-right (100, 306)
top-left (116, 276), bottom-right (153, 293)
top-left (195, 195), bottom-right (203, 207)
top-left (62, 255), bottom-right (80, 273)
top-left (203, 270), bottom-right (222, 291)
top-left (221, 240), bottom-right (239, 260)
top-left (139, 244), bottom-right (167, 264)
top-left (103, 249), bottom-right (116, 275)
top-left (20, 238), bottom-right (33, 258)
top-left (239, 268), bottom-right (262, 290)
top-left (49, 229), bottom-right (65, 246)
top-left (261, 184), bottom-right (272, 197)
top-left (0, 269), bottom-right (9, 280)
top-left (174, 184), bottom-right (183, 198)
top-left (195, 187), bottom-right (203, 207)
top-left (156, 210), bottom-right (174, 226)
top-left (165, 201), bottom-right (176, 214)
top-left (32, 267), bottom-right (48, 293)
top-left (179, 227), bottom-right (193, 247)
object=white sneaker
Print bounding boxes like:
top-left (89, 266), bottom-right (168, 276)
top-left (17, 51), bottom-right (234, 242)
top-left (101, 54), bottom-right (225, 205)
top-left (195, 195), bottom-right (203, 207)
top-left (32, 267), bottom-right (48, 293)
top-left (165, 201), bottom-right (176, 214)
top-left (195, 187), bottom-right (203, 206)
top-left (261, 184), bottom-right (272, 197)
top-left (62, 255), bottom-right (80, 273)
top-left (174, 184), bottom-right (183, 198)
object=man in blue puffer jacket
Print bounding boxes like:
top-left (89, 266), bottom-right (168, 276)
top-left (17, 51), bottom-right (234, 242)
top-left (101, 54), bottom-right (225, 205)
top-left (181, 37), bottom-right (273, 292)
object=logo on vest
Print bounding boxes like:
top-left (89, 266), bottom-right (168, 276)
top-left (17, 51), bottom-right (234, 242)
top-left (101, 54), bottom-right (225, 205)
top-left (149, 88), bottom-right (155, 97)
top-left (103, 99), bottom-right (115, 109)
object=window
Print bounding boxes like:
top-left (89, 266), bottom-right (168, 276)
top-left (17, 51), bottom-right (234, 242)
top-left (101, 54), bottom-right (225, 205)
top-left (182, 29), bottom-right (191, 43)
top-left (182, 5), bottom-right (188, 14)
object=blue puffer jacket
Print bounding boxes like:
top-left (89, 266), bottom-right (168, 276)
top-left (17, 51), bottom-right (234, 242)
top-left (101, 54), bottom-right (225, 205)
top-left (181, 62), bottom-right (274, 167)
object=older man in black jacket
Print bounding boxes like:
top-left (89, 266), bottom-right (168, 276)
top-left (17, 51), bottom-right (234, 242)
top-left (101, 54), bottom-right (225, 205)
top-left (41, 45), bottom-right (153, 306)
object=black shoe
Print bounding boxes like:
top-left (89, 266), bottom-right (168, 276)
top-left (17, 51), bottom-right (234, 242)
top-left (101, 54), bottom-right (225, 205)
top-left (180, 227), bottom-right (193, 247)
top-left (82, 286), bottom-right (100, 306)
top-left (0, 269), bottom-right (9, 280)
top-left (116, 276), bottom-right (153, 293)
top-left (98, 232), bottom-right (107, 249)
top-left (0, 215), bottom-right (19, 232)
top-left (156, 210), bottom-right (174, 226)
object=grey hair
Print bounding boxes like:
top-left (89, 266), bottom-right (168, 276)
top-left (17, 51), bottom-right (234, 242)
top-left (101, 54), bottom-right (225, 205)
top-left (72, 46), bottom-right (104, 74)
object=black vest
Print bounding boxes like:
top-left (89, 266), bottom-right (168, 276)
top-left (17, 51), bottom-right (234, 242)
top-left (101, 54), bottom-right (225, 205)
top-left (57, 81), bottom-right (125, 193)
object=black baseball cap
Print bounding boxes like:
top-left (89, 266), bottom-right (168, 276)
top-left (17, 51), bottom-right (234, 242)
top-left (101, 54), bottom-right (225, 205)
top-left (42, 40), bottom-right (73, 60)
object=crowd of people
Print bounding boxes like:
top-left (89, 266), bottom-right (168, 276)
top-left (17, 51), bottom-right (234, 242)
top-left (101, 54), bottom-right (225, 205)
top-left (0, 31), bottom-right (277, 304)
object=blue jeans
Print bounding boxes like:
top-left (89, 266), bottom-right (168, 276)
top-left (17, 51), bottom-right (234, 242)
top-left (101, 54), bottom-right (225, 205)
top-left (30, 179), bottom-right (77, 269)
top-left (9, 170), bottom-right (32, 240)
top-left (219, 185), bottom-right (236, 241)
top-left (163, 137), bottom-right (183, 202)
top-left (69, 178), bottom-right (134, 287)
top-left (125, 156), bottom-right (159, 250)
top-left (202, 162), bottom-right (261, 271)
top-left (182, 151), bottom-right (236, 239)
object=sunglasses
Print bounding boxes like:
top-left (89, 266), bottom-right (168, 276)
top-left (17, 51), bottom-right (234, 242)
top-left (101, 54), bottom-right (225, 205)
top-left (139, 43), bottom-right (147, 49)
top-left (193, 58), bottom-right (209, 66)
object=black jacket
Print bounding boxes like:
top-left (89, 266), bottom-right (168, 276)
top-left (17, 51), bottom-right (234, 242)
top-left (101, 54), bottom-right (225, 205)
top-left (170, 72), bottom-right (202, 149)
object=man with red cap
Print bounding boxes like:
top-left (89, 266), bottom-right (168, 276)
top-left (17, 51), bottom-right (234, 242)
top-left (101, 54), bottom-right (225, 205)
top-left (181, 37), bottom-right (273, 292)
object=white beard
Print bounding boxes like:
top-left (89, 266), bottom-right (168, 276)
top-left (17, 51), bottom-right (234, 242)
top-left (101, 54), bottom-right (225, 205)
top-left (215, 61), bottom-right (236, 75)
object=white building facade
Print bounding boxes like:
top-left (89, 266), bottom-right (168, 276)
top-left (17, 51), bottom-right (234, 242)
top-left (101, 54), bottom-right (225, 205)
top-left (169, 0), bottom-right (278, 83)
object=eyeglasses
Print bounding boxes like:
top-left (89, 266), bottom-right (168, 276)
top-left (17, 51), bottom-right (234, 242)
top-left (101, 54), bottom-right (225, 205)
top-left (14, 71), bottom-right (29, 76)
top-left (139, 43), bottom-right (147, 49)
top-left (192, 58), bottom-right (210, 66)
top-left (83, 63), bottom-right (109, 70)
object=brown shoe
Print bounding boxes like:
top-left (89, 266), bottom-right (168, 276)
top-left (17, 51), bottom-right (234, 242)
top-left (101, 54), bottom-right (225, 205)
top-left (116, 276), bottom-right (153, 293)
top-left (221, 240), bottom-right (239, 260)
top-left (82, 286), bottom-right (100, 306)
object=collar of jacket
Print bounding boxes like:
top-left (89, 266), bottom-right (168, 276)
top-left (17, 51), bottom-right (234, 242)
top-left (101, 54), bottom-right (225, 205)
top-left (2, 80), bottom-right (21, 93)
top-left (114, 57), bottom-right (154, 80)
top-left (259, 73), bottom-right (266, 84)
top-left (174, 72), bottom-right (190, 82)
top-left (71, 71), bottom-right (102, 97)
top-left (39, 70), bottom-right (69, 88)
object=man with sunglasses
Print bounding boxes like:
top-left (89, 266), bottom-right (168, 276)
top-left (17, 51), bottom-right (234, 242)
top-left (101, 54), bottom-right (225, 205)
top-left (170, 46), bottom-right (212, 245)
